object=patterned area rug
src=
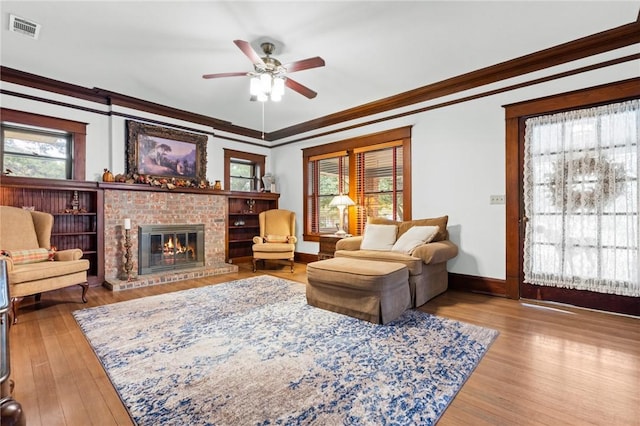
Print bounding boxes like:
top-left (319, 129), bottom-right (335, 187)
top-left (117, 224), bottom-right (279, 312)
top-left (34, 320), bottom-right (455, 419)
top-left (74, 276), bottom-right (498, 425)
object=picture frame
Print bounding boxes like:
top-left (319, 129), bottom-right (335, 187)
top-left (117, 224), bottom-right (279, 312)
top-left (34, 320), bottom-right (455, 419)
top-left (126, 121), bottom-right (208, 182)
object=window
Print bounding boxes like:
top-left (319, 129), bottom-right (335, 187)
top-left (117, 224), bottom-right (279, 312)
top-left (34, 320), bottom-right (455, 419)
top-left (224, 149), bottom-right (265, 192)
top-left (523, 99), bottom-right (638, 297)
top-left (354, 143), bottom-right (404, 234)
top-left (1, 125), bottom-right (72, 179)
top-left (230, 159), bottom-right (257, 191)
top-left (0, 108), bottom-right (86, 180)
top-left (307, 152), bottom-right (350, 234)
top-left (303, 127), bottom-right (411, 241)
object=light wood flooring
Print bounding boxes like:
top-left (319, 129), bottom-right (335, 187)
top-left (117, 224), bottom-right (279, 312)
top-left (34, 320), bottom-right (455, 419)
top-left (7, 262), bottom-right (640, 425)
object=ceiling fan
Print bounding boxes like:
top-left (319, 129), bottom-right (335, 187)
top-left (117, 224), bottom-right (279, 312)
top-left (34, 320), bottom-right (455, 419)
top-left (202, 40), bottom-right (325, 101)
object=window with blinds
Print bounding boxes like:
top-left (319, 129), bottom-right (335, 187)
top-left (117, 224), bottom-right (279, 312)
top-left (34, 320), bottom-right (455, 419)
top-left (307, 153), bottom-right (349, 234)
top-left (302, 127), bottom-right (411, 241)
top-left (354, 144), bottom-right (403, 234)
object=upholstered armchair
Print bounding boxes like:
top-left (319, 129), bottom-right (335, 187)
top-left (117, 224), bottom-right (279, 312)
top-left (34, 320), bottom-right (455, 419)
top-left (0, 206), bottom-right (89, 324)
top-left (252, 209), bottom-right (297, 272)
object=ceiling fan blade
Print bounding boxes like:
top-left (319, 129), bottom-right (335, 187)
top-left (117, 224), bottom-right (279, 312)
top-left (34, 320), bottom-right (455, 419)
top-left (283, 57), bottom-right (325, 73)
top-left (202, 72), bottom-right (247, 79)
top-left (233, 39), bottom-right (265, 66)
top-left (285, 78), bottom-right (318, 99)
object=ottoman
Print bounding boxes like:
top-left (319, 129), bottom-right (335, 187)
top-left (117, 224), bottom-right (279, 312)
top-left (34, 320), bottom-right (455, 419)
top-left (306, 257), bottom-right (410, 324)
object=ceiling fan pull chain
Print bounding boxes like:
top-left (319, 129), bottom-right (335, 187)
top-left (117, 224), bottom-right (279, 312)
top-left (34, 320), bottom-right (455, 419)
top-left (262, 101), bottom-right (265, 140)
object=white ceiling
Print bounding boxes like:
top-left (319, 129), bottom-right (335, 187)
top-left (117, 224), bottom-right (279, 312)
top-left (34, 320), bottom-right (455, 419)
top-left (1, 1), bottom-right (638, 135)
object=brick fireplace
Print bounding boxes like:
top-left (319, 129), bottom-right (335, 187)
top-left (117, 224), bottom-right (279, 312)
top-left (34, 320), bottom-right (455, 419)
top-left (103, 188), bottom-right (237, 290)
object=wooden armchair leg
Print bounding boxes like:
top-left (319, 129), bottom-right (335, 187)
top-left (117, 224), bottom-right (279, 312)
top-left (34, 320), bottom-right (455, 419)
top-left (78, 282), bottom-right (88, 303)
top-left (252, 258), bottom-right (258, 272)
top-left (10, 297), bottom-right (22, 325)
top-left (290, 259), bottom-right (294, 273)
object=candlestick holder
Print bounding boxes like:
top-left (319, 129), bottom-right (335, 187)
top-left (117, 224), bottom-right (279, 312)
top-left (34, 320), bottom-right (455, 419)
top-left (124, 228), bottom-right (134, 281)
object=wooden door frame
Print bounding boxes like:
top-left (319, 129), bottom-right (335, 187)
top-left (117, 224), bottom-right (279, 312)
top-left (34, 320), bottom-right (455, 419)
top-left (503, 78), bottom-right (640, 310)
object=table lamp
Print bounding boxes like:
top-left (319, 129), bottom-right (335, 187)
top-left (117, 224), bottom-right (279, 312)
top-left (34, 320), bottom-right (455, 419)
top-left (329, 194), bottom-right (356, 236)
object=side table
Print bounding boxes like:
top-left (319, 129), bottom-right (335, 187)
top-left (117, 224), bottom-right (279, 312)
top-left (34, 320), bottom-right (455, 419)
top-left (318, 234), bottom-right (346, 260)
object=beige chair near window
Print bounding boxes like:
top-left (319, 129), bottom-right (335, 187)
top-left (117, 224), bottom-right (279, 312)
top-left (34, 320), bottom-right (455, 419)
top-left (0, 206), bottom-right (89, 324)
top-left (252, 209), bottom-right (297, 273)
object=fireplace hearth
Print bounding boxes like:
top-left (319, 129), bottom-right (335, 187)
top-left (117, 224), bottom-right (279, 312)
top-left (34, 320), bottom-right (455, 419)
top-left (138, 224), bottom-right (204, 275)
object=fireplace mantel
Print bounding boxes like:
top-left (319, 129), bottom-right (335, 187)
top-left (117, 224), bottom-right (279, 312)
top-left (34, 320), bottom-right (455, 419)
top-left (98, 181), bottom-right (233, 195)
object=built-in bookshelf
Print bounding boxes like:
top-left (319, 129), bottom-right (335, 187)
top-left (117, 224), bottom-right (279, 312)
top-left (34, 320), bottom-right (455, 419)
top-left (226, 191), bottom-right (279, 264)
top-left (0, 177), bottom-right (105, 286)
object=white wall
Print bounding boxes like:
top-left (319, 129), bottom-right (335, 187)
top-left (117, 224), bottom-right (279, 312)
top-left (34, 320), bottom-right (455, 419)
top-left (0, 82), bottom-right (272, 184)
top-left (271, 58), bottom-right (639, 280)
top-left (2, 56), bottom-right (637, 281)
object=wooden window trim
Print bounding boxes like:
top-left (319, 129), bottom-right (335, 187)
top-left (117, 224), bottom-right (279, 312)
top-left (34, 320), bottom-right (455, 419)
top-left (302, 126), bottom-right (412, 242)
top-left (223, 148), bottom-right (266, 192)
top-left (503, 78), bottom-right (640, 300)
top-left (0, 108), bottom-right (87, 180)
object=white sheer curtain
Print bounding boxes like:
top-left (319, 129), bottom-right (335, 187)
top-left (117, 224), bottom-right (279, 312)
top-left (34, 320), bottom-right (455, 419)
top-left (523, 99), bottom-right (639, 297)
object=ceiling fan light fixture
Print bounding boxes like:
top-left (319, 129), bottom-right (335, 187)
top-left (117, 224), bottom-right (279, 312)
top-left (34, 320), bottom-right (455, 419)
top-left (257, 92), bottom-right (268, 102)
top-left (271, 86), bottom-right (283, 102)
top-left (272, 77), bottom-right (285, 98)
top-left (204, 39), bottom-right (324, 102)
top-left (249, 76), bottom-right (261, 96)
top-left (260, 73), bottom-right (272, 94)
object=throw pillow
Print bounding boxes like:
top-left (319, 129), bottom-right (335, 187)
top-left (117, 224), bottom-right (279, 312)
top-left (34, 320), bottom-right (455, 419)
top-left (368, 217), bottom-right (397, 226)
top-left (391, 225), bottom-right (439, 254)
top-left (360, 224), bottom-right (397, 251)
top-left (265, 234), bottom-right (289, 243)
top-left (1, 248), bottom-right (51, 264)
top-left (398, 215), bottom-right (449, 242)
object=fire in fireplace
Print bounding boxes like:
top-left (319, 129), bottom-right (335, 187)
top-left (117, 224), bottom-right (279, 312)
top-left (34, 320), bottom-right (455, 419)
top-left (138, 224), bottom-right (204, 275)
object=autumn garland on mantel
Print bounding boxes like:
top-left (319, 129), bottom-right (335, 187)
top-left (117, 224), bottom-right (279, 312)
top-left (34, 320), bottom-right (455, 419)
top-left (105, 170), bottom-right (211, 190)
top-left (546, 154), bottom-right (628, 211)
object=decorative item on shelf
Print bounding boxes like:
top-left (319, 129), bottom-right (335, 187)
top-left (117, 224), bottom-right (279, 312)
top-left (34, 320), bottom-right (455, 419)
top-left (330, 194), bottom-right (356, 236)
top-left (102, 168), bottom-right (115, 182)
top-left (247, 199), bottom-right (255, 213)
top-left (213, 180), bottom-right (222, 190)
top-left (234, 219), bottom-right (245, 226)
top-left (109, 171), bottom-right (210, 190)
top-left (71, 190), bottom-right (80, 211)
top-left (262, 173), bottom-right (274, 192)
top-left (123, 218), bottom-right (134, 281)
top-left (63, 191), bottom-right (87, 213)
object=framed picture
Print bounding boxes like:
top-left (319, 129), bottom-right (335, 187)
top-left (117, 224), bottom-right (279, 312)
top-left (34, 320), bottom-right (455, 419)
top-left (126, 121), bottom-right (208, 182)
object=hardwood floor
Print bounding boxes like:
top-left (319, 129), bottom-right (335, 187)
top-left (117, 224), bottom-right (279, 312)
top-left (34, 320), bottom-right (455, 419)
top-left (7, 263), bottom-right (639, 425)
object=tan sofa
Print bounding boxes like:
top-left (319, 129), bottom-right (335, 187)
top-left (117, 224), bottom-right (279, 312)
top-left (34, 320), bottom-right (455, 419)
top-left (334, 216), bottom-right (458, 307)
top-left (0, 206), bottom-right (89, 323)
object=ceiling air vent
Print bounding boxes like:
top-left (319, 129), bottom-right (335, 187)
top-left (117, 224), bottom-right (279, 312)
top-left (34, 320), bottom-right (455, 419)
top-left (9, 14), bottom-right (41, 39)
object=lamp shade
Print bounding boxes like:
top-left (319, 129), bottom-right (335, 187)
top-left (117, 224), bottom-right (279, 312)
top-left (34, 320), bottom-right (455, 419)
top-left (330, 194), bottom-right (355, 207)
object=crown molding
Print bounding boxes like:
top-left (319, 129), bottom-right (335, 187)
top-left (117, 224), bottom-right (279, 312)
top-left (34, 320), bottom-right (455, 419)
top-left (268, 19), bottom-right (640, 140)
top-left (1, 17), bottom-right (638, 142)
